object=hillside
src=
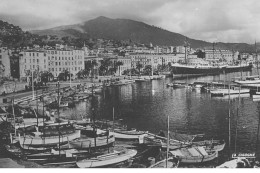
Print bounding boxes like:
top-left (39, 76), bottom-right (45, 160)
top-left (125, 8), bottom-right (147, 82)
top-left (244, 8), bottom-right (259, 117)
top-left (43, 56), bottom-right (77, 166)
top-left (31, 16), bottom-right (258, 52)
top-left (0, 20), bottom-right (31, 47)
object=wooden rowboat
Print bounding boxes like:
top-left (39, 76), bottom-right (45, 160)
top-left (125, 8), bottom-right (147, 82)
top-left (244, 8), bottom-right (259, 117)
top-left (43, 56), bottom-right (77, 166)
top-left (111, 129), bottom-right (147, 140)
top-left (76, 149), bottom-right (137, 168)
top-left (169, 147), bottom-right (218, 163)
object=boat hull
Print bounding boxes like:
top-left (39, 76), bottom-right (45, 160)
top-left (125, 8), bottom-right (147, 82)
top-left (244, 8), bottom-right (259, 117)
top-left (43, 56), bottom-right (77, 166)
top-left (111, 131), bottom-right (147, 140)
top-left (76, 149), bottom-right (137, 168)
top-left (223, 64), bottom-right (253, 73)
top-left (60, 135), bottom-right (115, 149)
top-left (171, 65), bottom-right (222, 76)
top-left (19, 130), bottom-right (81, 149)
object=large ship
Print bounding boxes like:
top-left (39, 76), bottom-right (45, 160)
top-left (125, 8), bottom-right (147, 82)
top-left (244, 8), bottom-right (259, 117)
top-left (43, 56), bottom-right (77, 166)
top-left (171, 63), bottom-right (223, 77)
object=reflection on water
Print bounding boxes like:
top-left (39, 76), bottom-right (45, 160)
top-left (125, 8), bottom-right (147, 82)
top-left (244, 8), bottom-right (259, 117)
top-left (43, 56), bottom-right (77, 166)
top-left (61, 69), bottom-right (260, 158)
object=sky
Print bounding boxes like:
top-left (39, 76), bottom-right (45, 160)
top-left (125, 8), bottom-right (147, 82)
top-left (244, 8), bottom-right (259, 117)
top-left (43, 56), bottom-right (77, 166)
top-left (0, 0), bottom-right (260, 44)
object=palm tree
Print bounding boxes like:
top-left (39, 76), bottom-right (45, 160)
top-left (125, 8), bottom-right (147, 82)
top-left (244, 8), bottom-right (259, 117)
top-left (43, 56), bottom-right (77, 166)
top-left (91, 60), bottom-right (98, 78)
top-left (143, 65), bottom-right (152, 76)
top-left (114, 61), bottom-right (124, 75)
top-left (99, 58), bottom-right (113, 76)
top-left (136, 62), bottom-right (143, 75)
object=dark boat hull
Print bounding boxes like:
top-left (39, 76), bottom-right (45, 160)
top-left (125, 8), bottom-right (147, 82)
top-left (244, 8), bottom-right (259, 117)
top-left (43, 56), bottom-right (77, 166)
top-left (171, 65), bottom-right (222, 76)
top-left (222, 64), bottom-right (253, 73)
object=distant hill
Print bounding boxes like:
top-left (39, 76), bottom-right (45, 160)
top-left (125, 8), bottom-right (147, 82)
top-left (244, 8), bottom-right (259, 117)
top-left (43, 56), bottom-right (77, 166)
top-left (31, 16), bottom-right (259, 52)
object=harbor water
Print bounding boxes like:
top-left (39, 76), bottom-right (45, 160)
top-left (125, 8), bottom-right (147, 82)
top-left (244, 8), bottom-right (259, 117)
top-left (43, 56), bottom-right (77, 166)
top-left (60, 69), bottom-right (260, 161)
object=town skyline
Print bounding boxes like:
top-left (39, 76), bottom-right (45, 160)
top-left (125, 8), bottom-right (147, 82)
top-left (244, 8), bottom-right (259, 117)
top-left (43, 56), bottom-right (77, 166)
top-left (1, 0), bottom-right (260, 44)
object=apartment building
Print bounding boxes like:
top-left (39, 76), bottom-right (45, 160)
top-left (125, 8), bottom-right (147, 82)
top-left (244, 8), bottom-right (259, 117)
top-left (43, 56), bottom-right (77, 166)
top-left (0, 47), bottom-right (11, 78)
top-left (204, 49), bottom-right (233, 62)
top-left (19, 50), bottom-right (48, 80)
top-left (46, 49), bottom-right (84, 78)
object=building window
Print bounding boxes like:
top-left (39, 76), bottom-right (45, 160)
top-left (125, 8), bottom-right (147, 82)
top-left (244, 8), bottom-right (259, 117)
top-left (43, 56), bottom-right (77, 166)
top-left (59, 62), bottom-right (61, 65)
top-left (55, 62), bottom-right (58, 65)
top-left (24, 59), bottom-right (26, 63)
top-left (37, 59), bottom-right (39, 63)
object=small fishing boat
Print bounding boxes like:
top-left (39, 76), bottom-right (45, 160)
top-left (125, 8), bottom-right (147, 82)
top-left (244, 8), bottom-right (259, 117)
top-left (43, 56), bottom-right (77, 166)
top-left (169, 146), bottom-right (218, 163)
top-left (76, 149), bottom-right (137, 168)
top-left (59, 102), bottom-right (68, 108)
top-left (149, 157), bottom-right (179, 168)
top-left (210, 87), bottom-right (250, 97)
top-left (233, 75), bottom-right (260, 86)
top-left (216, 158), bottom-right (251, 168)
top-left (167, 82), bottom-right (188, 88)
top-left (18, 122), bottom-right (81, 150)
top-left (111, 129), bottom-right (147, 140)
top-left (25, 148), bottom-right (90, 166)
top-left (135, 77), bottom-right (150, 82)
top-left (60, 129), bottom-right (115, 149)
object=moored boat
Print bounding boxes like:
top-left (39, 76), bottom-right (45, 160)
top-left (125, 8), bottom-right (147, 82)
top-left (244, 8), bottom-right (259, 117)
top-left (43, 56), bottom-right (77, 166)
top-left (169, 146), bottom-right (218, 163)
top-left (111, 129), bottom-right (148, 140)
top-left (18, 122), bottom-right (81, 149)
top-left (149, 157), bottom-right (179, 168)
top-left (76, 149), bottom-right (137, 168)
top-left (171, 63), bottom-right (222, 77)
top-left (210, 87), bottom-right (250, 96)
top-left (233, 75), bottom-right (260, 86)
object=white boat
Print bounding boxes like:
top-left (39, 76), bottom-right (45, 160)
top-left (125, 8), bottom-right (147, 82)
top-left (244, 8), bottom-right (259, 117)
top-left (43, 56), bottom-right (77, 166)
top-left (135, 77), bottom-right (150, 82)
top-left (169, 147), bottom-right (218, 163)
top-left (216, 158), bottom-right (251, 168)
top-left (19, 122), bottom-right (81, 149)
top-left (210, 87), bottom-right (250, 96)
top-left (76, 149), bottom-right (137, 168)
top-left (60, 134), bottom-right (115, 149)
top-left (175, 147), bottom-right (218, 163)
top-left (234, 75), bottom-right (260, 86)
top-left (149, 157), bottom-right (179, 168)
top-left (111, 129), bottom-right (147, 140)
top-left (59, 102), bottom-right (68, 108)
top-left (167, 83), bottom-right (187, 88)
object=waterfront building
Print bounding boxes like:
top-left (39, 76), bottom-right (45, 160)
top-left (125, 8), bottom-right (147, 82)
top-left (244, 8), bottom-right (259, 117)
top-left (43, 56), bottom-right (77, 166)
top-left (129, 54), bottom-right (181, 70)
top-left (46, 49), bottom-right (84, 79)
top-left (0, 47), bottom-right (11, 78)
top-left (115, 56), bottom-right (132, 76)
top-left (204, 49), bottom-right (233, 63)
top-left (19, 49), bottom-right (48, 81)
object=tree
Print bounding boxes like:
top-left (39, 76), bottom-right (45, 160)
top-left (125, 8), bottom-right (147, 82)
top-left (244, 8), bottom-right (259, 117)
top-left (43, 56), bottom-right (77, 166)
top-left (114, 61), bottom-right (124, 75)
top-left (136, 62), bottom-right (143, 75)
top-left (58, 69), bottom-right (71, 81)
top-left (40, 71), bottom-right (53, 85)
top-left (99, 58), bottom-right (113, 76)
top-left (143, 65), bottom-right (152, 76)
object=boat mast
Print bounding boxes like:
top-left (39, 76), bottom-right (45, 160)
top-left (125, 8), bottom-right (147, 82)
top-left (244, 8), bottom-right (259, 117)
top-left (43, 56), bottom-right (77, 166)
top-left (57, 81), bottom-right (60, 156)
top-left (32, 70), bottom-right (35, 100)
top-left (91, 83), bottom-right (97, 150)
top-left (12, 82), bottom-right (17, 137)
top-left (234, 86), bottom-right (240, 153)
top-left (184, 37), bottom-right (188, 64)
top-left (42, 89), bottom-right (45, 138)
top-left (228, 83), bottom-right (231, 160)
top-left (36, 87), bottom-right (39, 127)
top-left (256, 40), bottom-right (259, 76)
top-left (166, 115), bottom-right (170, 168)
top-left (256, 103), bottom-right (260, 158)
